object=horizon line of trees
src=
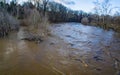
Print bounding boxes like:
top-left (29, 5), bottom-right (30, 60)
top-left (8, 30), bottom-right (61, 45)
top-left (0, 0), bottom-right (120, 34)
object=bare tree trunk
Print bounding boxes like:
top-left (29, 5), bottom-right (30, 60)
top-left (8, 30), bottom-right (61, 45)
top-left (43, 0), bottom-right (49, 16)
top-left (16, 6), bottom-right (19, 18)
top-left (102, 15), bottom-right (105, 29)
top-left (43, 4), bottom-right (46, 16)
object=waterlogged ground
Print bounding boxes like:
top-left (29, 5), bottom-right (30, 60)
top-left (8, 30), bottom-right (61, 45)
top-left (0, 23), bottom-right (120, 75)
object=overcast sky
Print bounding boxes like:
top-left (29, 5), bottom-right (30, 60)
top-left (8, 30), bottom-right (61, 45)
top-left (7, 0), bottom-right (120, 13)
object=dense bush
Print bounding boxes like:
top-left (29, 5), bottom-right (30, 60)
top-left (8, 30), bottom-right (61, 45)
top-left (21, 7), bottom-right (49, 37)
top-left (0, 8), bottom-right (19, 37)
top-left (81, 17), bottom-right (89, 25)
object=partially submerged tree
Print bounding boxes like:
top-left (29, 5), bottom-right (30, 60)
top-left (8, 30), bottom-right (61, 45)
top-left (93, 0), bottom-right (120, 31)
top-left (93, 0), bottom-right (113, 28)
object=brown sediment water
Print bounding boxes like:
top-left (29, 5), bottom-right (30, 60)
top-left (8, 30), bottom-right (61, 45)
top-left (0, 23), bottom-right (120, 75)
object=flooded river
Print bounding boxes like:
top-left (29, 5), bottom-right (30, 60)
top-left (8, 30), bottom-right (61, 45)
top-left (0, 23), bottom-right (120, 75)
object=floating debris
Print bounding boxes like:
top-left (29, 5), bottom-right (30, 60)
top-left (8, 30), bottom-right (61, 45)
top-left (93, 56), bottom-right (104, 61)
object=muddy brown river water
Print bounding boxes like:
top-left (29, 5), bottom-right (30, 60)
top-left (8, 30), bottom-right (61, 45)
top-left (0, 23), bottom-right (120, 75)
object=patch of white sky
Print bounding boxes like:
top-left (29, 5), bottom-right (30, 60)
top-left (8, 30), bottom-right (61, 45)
top-left (6, 0), bottom-right (120, 13)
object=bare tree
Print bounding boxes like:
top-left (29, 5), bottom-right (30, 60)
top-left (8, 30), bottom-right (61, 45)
top-left (31, 0), bottom-right (49, 16)
top-left (93, 0), bottom-right (112, 15)
top-left (93, 0), bottom-right (113, 29)
top-left (43, 0), bottom-right (49, 16)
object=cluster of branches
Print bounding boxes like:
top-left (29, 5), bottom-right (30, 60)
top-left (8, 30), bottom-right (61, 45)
top-left (92, 0), bottom-right (120, 31)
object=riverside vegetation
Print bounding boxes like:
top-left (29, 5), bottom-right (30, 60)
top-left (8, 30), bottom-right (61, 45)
top-left (0, 0), bottom-right (120, 38)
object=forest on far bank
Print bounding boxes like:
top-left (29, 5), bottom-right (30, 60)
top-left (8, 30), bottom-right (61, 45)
top-left (0, 0), bottom-right (120, 37)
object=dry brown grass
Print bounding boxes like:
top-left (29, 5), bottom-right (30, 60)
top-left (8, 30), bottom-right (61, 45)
top-left (22, 8), bottom-right (49, 38)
